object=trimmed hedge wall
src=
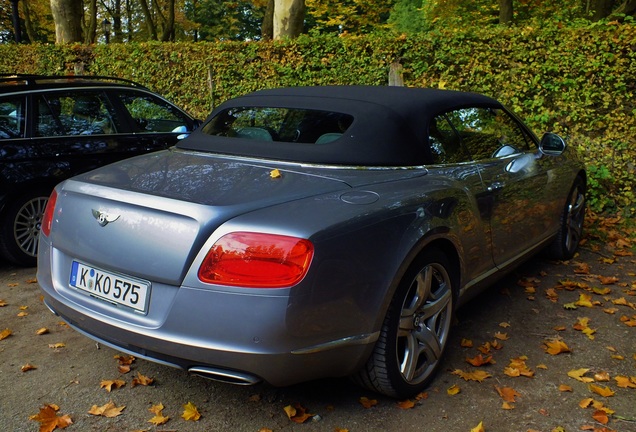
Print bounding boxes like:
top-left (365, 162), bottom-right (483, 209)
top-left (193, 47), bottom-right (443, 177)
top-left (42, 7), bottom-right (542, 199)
top-left (1, 23), bottom-right (635, 213)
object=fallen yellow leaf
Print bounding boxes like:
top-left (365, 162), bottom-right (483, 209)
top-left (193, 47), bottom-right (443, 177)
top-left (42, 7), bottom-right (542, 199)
top-left (461, 338), bottom-right (473, 347)
top-left (30, 404), bottom-right (73, 430)
top-left (495, 386), bottom-right (521, 403)
top-left (568, 368), bottom-right (594, 383)
top-left (594, 371), bottom-right (610, 382)
top-left (283, 403), bottom-right (313, 423)
top-left (615, 375), bottom-right (636, 388)
top-left (182, 401), bottom-right (201, 421)
top-left (397, 399), bottom-right (415, 409)
top-left (451, 369), bottom-right (492, 382)
top-left (100, 379), bottom-right (125, 392)
top-left (131, 372), bottom-right (154, 387)
top-left (359, 396), bottom-right (378, 409)
top-left (447, 384), bottom-right (461, 395)
top-left (592, 409), bottom-right (609, 424)
top-left (466, 354), bottom-right (495, 367)
top-left (21, 363), bottom-right (37, 372)
top-left (88, 401), bottom-right (125, 418)
top-left (589, 384), bottom-right (615, 397)
top-left (470, 420), bottom-right (485, 432)
top-left (575, 293), bottom-right (594, 308)
top-left (148, 403), bottom-right (170, 425)
top-left (543, 339), bottom-right (571, 355)
top-left (494, 332), bottom-right (509, 340)
top-left (0, 328), bottom-right (12, 340)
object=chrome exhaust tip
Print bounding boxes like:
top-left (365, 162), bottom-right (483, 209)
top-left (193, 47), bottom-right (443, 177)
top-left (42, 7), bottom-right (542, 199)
top-left (188, 366), bottom-right (261, 385)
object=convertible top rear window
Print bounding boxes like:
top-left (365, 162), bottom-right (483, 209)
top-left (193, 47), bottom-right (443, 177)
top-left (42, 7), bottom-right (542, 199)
top-left (201, 107), bottom-right (354, 145)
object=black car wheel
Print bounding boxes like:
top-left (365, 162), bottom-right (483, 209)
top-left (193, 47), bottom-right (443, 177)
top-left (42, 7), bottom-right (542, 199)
top-left (355, 249), bottom-right (455, 398)
top-left (549, 177), bottom-right (586, 260)
top-left (0, 191), bottom-right (49, 266)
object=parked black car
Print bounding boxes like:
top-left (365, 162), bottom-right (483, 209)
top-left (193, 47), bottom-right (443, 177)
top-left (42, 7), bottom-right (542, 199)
top-left (0, 74), bottom-right (198, 266)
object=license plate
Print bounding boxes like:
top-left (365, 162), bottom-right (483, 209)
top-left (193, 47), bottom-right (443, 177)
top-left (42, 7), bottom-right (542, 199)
top-left (70, 261), bottom-right (150, 313)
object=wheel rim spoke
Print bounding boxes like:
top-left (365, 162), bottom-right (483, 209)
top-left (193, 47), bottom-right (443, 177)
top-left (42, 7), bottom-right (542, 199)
top-left (397, 262), bottom-right (453, 385)
top-left (565, 188), bottom-right (585, 252)
top-left (13, 197), bottom-right (48, 258)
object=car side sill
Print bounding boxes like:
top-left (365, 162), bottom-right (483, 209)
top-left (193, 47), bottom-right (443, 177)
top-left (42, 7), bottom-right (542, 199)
top-left (291, 332), bottom-right (380, 355)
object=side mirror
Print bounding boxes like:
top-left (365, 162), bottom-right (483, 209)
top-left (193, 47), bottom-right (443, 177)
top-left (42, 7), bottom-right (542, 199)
top-left (539, 132), bottom-right (566, 156)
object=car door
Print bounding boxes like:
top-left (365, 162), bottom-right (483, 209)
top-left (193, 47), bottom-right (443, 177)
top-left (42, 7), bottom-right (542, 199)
top-left (0, 94), bottom-right (29, 190)
top-left (427, 115), bottom-right (496, 281)
top-left (108, 89), bottom-right (196, 153)
top-left (444, 106), bottom-right (556, 267)
top-left (32, 90), bottom-right (131, 180)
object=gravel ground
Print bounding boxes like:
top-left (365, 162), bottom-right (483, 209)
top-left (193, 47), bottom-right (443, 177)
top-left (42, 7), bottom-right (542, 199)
top-left (1, 244), bottom-right (635, 432)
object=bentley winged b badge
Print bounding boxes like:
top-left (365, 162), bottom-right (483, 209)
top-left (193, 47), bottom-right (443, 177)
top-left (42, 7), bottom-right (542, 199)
top-left (92, 209), bottom-right (120, 227)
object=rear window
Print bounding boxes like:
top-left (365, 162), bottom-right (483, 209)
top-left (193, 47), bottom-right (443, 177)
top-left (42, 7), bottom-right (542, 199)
top-left (201, 107), bottom-right (353, 145)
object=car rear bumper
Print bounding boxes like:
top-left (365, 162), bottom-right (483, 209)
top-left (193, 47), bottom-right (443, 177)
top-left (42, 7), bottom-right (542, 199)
top-left (41, 293), bottom-right (375, 386)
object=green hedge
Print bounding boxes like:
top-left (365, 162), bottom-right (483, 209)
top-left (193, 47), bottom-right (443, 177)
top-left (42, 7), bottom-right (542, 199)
top-left (2, 23), bottom-right (635, 213)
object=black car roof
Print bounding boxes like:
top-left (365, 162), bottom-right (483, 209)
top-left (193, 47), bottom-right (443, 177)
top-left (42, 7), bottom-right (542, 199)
top-left (0, 75), bottom-right (148, 93)
top-left (179, 86), bottom-right (502, 166)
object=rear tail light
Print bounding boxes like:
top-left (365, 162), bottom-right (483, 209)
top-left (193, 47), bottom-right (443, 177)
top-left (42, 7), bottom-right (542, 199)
top-left (41, 189), bottom-right (58, 237)
top-left (198, 232), bottom-right (314, 288)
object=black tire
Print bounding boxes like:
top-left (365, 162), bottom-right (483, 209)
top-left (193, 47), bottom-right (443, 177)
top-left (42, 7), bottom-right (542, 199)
top-left (548, 177), bottom-right (586, 260)
top-left (0, 191), bottom-right (50, 266)
top-left (353, 249), bottom-right (455, 398)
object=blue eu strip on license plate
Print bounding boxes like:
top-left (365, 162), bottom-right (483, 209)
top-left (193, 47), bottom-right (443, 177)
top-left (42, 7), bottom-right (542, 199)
top-left (70, 261), bottom-right (150, 313)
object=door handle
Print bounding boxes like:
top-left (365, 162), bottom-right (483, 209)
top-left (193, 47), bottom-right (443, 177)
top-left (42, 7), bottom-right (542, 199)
top-left (487, 182), bottom-right (504, 193)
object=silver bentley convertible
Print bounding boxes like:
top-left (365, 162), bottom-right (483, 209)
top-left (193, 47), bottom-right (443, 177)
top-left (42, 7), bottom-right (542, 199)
top-left (37, 86), bottom-right (585, 398)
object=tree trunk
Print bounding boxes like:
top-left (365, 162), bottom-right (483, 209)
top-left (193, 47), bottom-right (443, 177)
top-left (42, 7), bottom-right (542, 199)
top-left (589, 0), bottom-right (614, 20)
top-left (84, 0), bottom-right (97, 44)
top-left (273, 0), bottom-right (304, 39)
top-left (125, 0), bottom-right (133, 41)
top-left (112, 0), bottom-right (122, 43)
top-left (262, 0), bottom-right (274, 40)
top-left (23, 0), bottom-right (37, 42)
top-left (613, 0), bottom-right (636, 16)
top-left (160, 0), bottom-right (175, 41)
top-left (138, 0), bottom-right (158, 40)
top-left (499, 0), bottom-right (513, 24)
top-left (50, 0), bottom-right (83, 43)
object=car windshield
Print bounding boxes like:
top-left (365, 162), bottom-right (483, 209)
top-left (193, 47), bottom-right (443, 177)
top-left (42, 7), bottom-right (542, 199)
top-left (201, 107), bottom-right (354, 145)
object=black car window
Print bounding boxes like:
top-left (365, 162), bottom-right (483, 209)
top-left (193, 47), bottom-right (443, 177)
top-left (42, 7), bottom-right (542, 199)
top-left (428, 115), bottom-right (471, 164)
top-left (118, 91), bottom-right (191, 133)
top-left (36, 92), bottom-right (119, 137)
top-left (202, 107), bottom-right (354, 144)
top-left (445, 107), bottom-right (532, 161)
top-left (0, 97), bottom-right (25, 139)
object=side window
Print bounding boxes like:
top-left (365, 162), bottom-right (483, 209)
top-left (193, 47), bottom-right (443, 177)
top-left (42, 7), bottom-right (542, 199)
top-left (428, 115), bottom-right (471, 164)
top-left (36, 92), bottom-right (119, 137)
top-left (0, 97), bottom-right (25, 139)
top-left (445, 107), bottom-right (532, 161)
top-left (119, 91), bottom-right (190, 133)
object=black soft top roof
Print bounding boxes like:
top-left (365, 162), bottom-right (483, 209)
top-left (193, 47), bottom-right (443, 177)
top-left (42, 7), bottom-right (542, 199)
top-left (178, 86), bottom-right (501, 166)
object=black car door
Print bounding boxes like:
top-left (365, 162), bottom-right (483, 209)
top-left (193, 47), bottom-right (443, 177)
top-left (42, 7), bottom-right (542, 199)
top-left (106, 89), bottom-right (196, 153)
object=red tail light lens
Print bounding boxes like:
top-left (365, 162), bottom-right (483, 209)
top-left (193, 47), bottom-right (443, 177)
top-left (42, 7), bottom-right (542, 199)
top-left (41, 189), bottom-right (58, 237)
top-left (198, 232), bottom-right (314, 288)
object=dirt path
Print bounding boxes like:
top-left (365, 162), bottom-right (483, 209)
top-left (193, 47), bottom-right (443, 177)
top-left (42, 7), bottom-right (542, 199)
top-left (1, 245), bottom-right (635, 431)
